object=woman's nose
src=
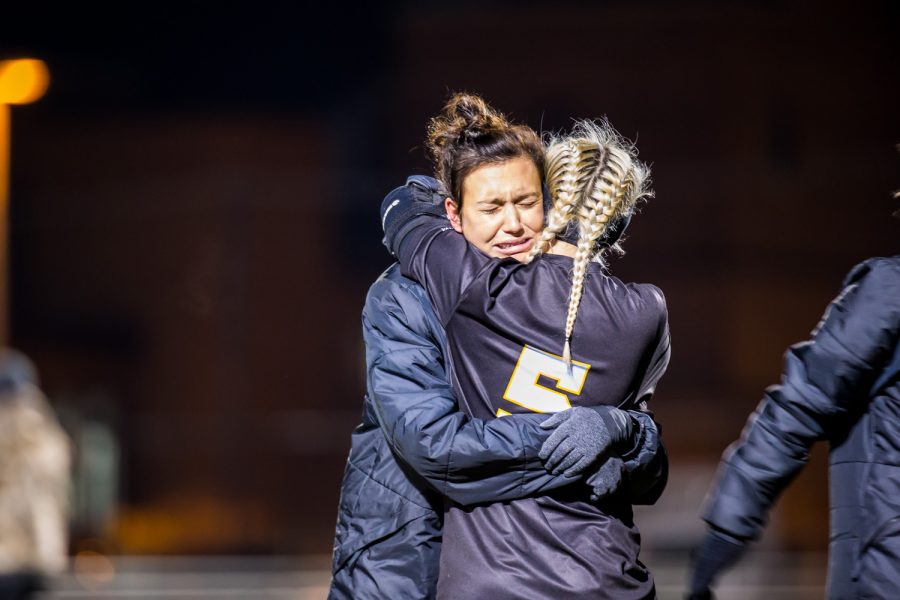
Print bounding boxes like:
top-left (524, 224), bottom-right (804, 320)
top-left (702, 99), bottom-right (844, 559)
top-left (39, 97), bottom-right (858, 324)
top-left (501, 204), bottom-right (523, 231)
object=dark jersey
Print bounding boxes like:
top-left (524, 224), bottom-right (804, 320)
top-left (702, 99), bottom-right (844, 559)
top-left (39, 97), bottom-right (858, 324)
top-left (390, 213), bottom-right (670, 599)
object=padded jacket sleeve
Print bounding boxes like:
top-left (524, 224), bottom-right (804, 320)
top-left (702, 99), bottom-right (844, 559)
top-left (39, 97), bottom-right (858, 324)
top-left (702, 258), bottom-right (900, 540)
top-left (365, 267), bottom-right (668, 506)
top-left (365, 270), bottom-right (568, 505)
top-left (621, 410), bottom-right (668, 505)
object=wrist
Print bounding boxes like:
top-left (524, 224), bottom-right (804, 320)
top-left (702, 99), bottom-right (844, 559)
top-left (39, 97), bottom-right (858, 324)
top-left (593, 405), bottom-right (634, 446)
top-left (616, 413), bottom-right (645, 459)
top-left (689, 526), bottom-right (749, 593)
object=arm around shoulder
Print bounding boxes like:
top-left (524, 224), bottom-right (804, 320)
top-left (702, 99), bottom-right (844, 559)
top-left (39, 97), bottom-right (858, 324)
top-left (363, 268), bottom-right (576, 505)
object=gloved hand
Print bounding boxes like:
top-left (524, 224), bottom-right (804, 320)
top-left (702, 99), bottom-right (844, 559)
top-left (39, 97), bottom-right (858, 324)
top-left (586, 456), bottom-right (625, 501)
top-left (381, 175), bottom-right (448, 256)
top-left (685, 527), bottom-right (749, 599)
top-left (539, 405), bottom-right (634, 477)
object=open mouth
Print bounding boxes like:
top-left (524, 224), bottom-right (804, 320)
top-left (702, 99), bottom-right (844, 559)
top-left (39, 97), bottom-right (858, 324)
top-left (494, 237), bottom-right (533, 256)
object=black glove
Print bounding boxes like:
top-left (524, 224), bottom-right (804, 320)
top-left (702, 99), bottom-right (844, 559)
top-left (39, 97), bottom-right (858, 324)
top-left (586, 456), bottom-right (625, 500)
top-left (539, 406), bottom-right (634, 477)
top-left (685, 528), bottom-right (749, 599)
top-left (380, 175), bottom-right (447, 256)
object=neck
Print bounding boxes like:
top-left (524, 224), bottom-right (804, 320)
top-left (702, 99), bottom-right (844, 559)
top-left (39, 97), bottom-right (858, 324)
top-left (546, 240), bottom-right (577, 258)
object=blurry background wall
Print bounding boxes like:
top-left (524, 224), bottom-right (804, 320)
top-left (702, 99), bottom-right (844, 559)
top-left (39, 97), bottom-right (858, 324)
top-left (1, 0), bottom-right (897, 556)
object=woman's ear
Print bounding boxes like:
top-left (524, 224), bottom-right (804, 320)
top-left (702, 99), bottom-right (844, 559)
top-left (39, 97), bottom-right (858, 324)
top-left (445, 198), bottom-right (463, 233)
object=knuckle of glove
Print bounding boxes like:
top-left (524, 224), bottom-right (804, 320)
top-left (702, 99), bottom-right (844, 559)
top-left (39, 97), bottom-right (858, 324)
top-left (558, 455), bottom-right (579, 472)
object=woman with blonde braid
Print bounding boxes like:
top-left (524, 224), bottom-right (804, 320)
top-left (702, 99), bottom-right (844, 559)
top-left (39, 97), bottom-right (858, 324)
top-left (381, 97), bottom-right (670, 599)
top-left (533, 122), bottom-right (648, 364)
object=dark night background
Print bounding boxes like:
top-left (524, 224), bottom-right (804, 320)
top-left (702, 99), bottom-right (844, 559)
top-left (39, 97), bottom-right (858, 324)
top-left (1, 0), bottom-right (897, 573)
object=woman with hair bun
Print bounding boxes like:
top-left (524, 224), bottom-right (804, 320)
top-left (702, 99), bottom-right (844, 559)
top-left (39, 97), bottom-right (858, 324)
top-left (381, 93), bottom-right (670, 599)
top-left (330, 93), bottom-right (667, 599)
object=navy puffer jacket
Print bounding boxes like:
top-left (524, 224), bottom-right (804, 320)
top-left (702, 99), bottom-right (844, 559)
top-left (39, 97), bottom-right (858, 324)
top-left (329, 265), bottom-right (667, 599)
top-left (703, 256), bottom-right (900, 599)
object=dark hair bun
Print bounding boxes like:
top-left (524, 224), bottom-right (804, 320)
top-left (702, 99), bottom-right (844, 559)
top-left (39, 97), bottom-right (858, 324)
top-left (425, 92), bottom-right (543, 203)
top-left (449, 93), bottom-right (508, 138)
top-left (427, 93), bottom-right (508, 155)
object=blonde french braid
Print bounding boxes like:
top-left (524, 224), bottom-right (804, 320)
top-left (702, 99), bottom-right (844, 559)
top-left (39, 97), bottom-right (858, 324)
top-left (543, 120), bottom-right (652, 365)
top-left (526, 140), bottom-right (581, 261)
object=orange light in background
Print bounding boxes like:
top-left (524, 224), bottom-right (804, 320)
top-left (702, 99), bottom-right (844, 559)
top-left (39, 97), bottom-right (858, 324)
top-left (0, 59), bottom-right (50, 105)
top-left (0, 58), bottom-right (50, 346)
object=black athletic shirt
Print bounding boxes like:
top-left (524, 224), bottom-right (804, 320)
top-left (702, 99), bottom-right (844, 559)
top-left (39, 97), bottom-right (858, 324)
top-left (386, 208), bottom-right (670, 599)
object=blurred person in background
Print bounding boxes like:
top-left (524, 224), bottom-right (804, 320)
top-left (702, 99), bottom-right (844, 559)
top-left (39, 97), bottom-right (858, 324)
top-left (0, 349), bottom-right (70, 600)
top-left (330, 94), bottom-right (667, 600)
top-left (687, 235), bottom-right (899, 597)
top-left (379, 96), bottom-right (669, 599)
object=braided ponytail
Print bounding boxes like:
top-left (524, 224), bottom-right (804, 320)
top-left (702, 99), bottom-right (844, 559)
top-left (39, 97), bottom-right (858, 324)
top-left (542, 119), bottom-right (653, 365)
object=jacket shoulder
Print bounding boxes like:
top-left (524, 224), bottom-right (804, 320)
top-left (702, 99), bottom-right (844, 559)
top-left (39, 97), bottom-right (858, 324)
top-left (839, 256), bottom-right (900, 321)
top-left (367, 264), bottom-right (430, 306)
top-left (365, 264), bottom-right (432, 320)
top-left (363, 263), bottom-right (445, 350)
top-left (843, 255), bottom-right (900, 287)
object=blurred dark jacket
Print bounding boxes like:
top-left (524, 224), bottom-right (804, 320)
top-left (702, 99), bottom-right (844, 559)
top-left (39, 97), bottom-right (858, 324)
top-left (329, 264), bottom-right (667, 600)
top-left (703, 256), bottom-right (900, 599)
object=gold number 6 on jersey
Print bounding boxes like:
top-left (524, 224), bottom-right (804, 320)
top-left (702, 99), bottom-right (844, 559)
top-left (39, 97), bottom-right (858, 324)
top-left (498, 345), bottom-right (591, 416)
